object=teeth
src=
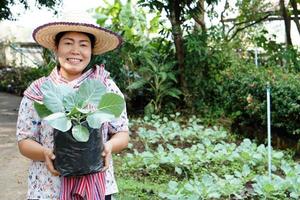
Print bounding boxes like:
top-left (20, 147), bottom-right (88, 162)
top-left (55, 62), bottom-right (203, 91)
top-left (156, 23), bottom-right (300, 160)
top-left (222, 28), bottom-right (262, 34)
top-left (68, 58), bottom-right (81, 62)
top-left (67, 58), bottom-right (82, 64)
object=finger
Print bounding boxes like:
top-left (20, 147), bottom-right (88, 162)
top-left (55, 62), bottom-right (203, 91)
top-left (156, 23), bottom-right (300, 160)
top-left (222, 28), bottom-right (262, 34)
top-left (44, 152), bottom-right (60, 176)
top-left (51, 169), bottom-right (61, 176)
top-left (45, 156), bottom-right (60, 176)
top-left (101, 152), bottom-right (111, 171)
top-left (101, 166), bottom-right (108, 171)
top-left (48, 162), bottom-right (60, 176)
top-left (101, 157), bottom-right (109, 171)
top-left (50, 154), bottom-right (56, 160)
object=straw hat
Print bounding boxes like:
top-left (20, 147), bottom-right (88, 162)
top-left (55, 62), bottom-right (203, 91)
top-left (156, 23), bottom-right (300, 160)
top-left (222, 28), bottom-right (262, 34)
top-left (32, 11), bottom-right (122, 55)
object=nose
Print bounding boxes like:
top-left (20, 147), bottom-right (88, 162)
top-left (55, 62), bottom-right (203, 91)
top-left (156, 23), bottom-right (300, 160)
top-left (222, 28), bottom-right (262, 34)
top-left (70, 44), bottom-right (80, 54)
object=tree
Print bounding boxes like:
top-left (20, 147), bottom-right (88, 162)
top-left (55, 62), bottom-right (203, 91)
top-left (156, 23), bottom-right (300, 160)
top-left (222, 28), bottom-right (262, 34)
top-left (138, 0), bottom-right (218, 95)
top-left (192, 0), bottom-right (206, 30)
top-left (220, 0), bottom-right (300, 47)
top-left (280, 0), bottom-right (293, 45)
top-left (290, 0), bottom-right (300, 35)
top-left (220, 0), bottom-right (275, 41)
top-left (0, 0), bottom-right (62, 21)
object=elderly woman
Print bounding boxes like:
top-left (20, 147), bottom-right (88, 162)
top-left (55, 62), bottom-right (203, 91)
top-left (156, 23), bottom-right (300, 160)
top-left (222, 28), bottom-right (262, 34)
top-left (16, 11), bottom-right (129, 200)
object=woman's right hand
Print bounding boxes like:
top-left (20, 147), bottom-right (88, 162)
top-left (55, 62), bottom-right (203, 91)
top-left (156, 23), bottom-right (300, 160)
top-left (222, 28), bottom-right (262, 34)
top-left (43, 148), bottom-right (60, 176)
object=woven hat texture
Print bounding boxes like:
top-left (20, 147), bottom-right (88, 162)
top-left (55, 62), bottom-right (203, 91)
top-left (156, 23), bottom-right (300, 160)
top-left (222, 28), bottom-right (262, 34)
top-left (33, 11), bottom-right (122, 55)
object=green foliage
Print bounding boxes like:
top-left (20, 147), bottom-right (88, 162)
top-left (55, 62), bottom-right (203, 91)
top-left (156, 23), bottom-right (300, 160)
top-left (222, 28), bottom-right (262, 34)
top-left (0, 62), bottom-right (55, 95)
top-left (0, 0), bottom-right (62, 20)
top-left (183, 30), bottom-right (240, 111)
top-left (95, 0), bottom-right (158, 40)
top-left (253, 33), bottom-right (300, 71)
top-left (94, 1), bottom-right (178, 114)
top-left (34, 79), bottom-right (125, 142)
top-left (114, 172), bottom-right (166, 200)
top-left (219, 64), bottom-right (300, 136)
top-left (116, 115), bottom-right (300, 199)
top-left (127, 52), bottom-right (181, 115)
top-left (217, 0), bottom-right (273, 41)
top-left (235, 0), bottom-right (272, 22)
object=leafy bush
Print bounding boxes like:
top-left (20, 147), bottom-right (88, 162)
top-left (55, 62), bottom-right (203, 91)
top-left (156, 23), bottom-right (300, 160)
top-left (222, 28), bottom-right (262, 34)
top-left (94, 1), bottom-right (170, 115)
top-left (183, 30), bottom-right (241, 112)
top-left (0, 62), bottom-right (54, 95)
top-left (127, 52), bottom-right (181, 115)
top-left (219, 64), bottom-right (300, 137)
top-left (253, 33), bottom-right (300, 72)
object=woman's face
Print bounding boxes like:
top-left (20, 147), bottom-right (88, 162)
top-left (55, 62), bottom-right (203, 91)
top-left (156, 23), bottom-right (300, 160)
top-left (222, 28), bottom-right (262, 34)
top-left (55, 31), bottom-right (92, 81)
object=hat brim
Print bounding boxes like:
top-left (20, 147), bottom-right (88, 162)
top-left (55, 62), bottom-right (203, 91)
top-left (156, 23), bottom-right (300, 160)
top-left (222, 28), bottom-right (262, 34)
top-left (33, 22), bottom-right (122, 55)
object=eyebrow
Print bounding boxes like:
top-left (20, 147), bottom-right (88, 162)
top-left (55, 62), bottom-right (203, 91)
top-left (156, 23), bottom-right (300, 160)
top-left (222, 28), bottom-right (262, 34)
top-left (62, 37), bottom-right (90, 43)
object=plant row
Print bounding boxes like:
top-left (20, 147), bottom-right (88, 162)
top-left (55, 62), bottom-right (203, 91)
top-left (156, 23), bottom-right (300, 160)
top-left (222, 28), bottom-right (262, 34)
top-left (118, 115), bottom-right (300, 199)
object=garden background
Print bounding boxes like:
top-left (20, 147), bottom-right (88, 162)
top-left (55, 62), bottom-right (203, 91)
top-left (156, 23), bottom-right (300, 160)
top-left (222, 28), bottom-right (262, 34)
top-left (1, 0), bottom-right (300, 199)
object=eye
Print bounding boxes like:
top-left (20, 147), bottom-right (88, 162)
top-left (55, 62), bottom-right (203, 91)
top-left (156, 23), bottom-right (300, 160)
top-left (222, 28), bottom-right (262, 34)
top-left (80, 43), bottom-right (90, 47)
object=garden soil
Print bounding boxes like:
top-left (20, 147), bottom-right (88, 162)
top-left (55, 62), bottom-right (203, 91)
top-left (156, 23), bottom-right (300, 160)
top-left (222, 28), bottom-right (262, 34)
top-left (0, 92), bottom-right (29, 200)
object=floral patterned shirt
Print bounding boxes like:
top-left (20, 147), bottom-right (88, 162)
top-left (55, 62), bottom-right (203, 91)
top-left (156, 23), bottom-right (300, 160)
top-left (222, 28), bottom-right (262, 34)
top-left (16, 77), bottom-right (128, 200)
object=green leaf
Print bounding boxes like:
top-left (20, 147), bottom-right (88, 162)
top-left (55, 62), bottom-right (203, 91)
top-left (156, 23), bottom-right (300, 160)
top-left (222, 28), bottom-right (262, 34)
top-left (168, 73), bottom-right (177, 83)
top-left (242, 164), bottom-right (251, 177)
top-left (263, 182), bottom-right (275, 193)
top-left (66, 107), bottom-right (90, 118)
top-left (63, 92), bottom-right (78, 112)
top-left (149, 13), bottom-right (160, 33)
top-left (66, 107), bottom-right (80, 117)
top-left (168, 181), bottom-right (178, 191)
top-left (127, 80), bottom-right (147, 90)
top-left (44, 112), bottom-right (72, 132)
top-left (175, 167), bottom-right (182, 175)
top-left (144, 102), bottom-right (155, 116)
top-left (72, 125), bottom-right (89, 142)
top-left (77, 79), bottom-right (106, 108)
top-left (165, 88), bottom-right (182, 99)
top-left (159, 72), bottom-right (167, 82)
top-left (87, 111), bottom-right (115, 129)
top-left (76, 107), bottom-right (90, 114)
top-left (41, 80), bottom-right (74, 113)
top-left (146, 57), bottom-right (157, 72)
top-left (33, 101), bottom-right (52, 118)
top-left (98, 93), bottom-right (125, 117)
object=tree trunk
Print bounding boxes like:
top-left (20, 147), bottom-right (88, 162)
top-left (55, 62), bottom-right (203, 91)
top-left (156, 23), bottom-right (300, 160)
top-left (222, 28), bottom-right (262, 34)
top-left (220, 0), bottom-right (229, 38)
top-left (168, 1), bottom-right (186, 91)
top-left (193, 0), bottom-right (206, 31)
top-left (290, 0), bottom-right (300, 36)
top-left (280, 0), bottom-right (293, 46)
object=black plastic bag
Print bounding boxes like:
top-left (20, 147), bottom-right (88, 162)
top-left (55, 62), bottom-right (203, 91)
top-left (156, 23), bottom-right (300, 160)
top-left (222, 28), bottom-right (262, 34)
top-left (53, 124), bottom-right (104, 177)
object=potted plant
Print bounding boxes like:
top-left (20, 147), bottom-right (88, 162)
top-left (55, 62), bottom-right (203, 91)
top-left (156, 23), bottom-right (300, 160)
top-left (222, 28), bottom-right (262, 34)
top-left (34, 79), bottom-right (125, 176)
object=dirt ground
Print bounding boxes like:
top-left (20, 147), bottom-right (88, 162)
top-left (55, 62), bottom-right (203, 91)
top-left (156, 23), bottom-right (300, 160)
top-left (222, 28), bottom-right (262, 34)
top-left (0, 92), bottom-right (29, 200)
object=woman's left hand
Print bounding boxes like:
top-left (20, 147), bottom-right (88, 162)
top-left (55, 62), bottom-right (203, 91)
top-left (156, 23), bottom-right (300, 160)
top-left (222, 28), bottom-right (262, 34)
top-left (101, 141), bottom-right (113, 171)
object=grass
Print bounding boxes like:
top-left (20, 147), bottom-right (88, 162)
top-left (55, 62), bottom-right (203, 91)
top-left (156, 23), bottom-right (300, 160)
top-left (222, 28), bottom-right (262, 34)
top-left (115, 176), bottom-right (166, 200)
top-left (113, 154), bottom-right (168, 200)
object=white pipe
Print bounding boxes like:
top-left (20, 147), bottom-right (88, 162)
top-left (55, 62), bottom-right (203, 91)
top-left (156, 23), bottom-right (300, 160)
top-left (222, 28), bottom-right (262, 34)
top-left (267, 83), bottom-right (272, 179)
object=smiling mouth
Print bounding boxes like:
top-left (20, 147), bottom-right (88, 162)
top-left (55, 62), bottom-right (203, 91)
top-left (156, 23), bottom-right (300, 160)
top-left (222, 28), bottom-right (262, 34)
top-left (67, 58), bottom-right (82, 62)
top-left (67, 58), bottom-right (82, 64)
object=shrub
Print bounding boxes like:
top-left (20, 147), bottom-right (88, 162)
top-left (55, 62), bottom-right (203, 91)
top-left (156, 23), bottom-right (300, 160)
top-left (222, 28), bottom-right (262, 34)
top-left (219, 64), bottom-right (300, 138)
top-left (183, 30), bottom-right (241, 112)
top-left (0, 63), bottom-right (54, 95)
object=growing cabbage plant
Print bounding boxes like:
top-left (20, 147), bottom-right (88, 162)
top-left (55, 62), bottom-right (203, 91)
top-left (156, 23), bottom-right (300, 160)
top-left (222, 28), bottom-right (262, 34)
top-left (34, 79), bottom-right (125, 142)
